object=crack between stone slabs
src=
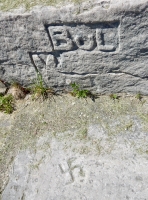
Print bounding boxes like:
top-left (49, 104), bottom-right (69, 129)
top-left (57, 71), bottom-right (99, 76)
top-left (109, 70), bottom-right (148, 80)
top-left (57, 70), bottom-right (148, 80)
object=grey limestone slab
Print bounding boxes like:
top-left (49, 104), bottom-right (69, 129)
top-left (0, 0), bottom-right (148, 94)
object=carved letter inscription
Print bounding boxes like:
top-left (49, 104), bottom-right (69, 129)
top-left (96, 27), bottom-right (118, 52)
top-left (74, 34), bottom-right (95, 50)
top-left (47, 22), bottom-right (120, 52)
top-left (49, 26), bottom-right (74, 51)
top-left (30, 21), bottom-right (120, 78)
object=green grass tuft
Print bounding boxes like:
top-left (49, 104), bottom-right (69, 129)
top-left (0, 94), bottom-right (14, 114)
top-left (109, 93), bottom-right (120, 100)
top-left (135, 92), bottom-right (143, 101)
top-left (70, 82), bottom-right (92, 99)
top-left (30, 73), bottom-right (54, 100)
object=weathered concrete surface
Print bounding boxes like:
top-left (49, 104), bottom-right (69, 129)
top-left (0, 0), bottom-right (148, 94)
top-left (0, 94), bottom-right (148, 199)
top-left (2, 132), bottom-right (148, 200)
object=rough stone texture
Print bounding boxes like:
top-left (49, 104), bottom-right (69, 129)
top-left (2, 125), bottom-right (148, 200)
top-left (0, 0), bottom-right (148, 94)
top-left (0, 94), bottom-right (148, 199)
top-left (0, 81), bottom-right (7, 94)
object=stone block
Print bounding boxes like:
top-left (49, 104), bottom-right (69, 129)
top-left (0, 0), bottom-right (148, 94)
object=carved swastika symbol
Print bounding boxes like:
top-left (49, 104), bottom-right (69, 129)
top-left (59, 158), bottom-right (85, 185)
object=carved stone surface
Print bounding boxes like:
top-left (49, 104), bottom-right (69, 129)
top-left (0, 0), bottom-right (148, 94)
top-left (0, 94), bottom-right (148, 199)
top-left (2, 125), bottom-right (148, 200)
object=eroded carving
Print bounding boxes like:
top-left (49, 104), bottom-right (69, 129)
top-left (96, 28), bottom-right (118, 52)
top-left (31, 54), bottom-right (56, 71)
top-left (75, 34), bottom-right (95, 50)
top-left (59, 158), bottom-right (85, 184)
top-left (49, 26), bottom-right (74, 51)
top-left (30, 22), bottom-right (120, 74)
top-left (47, 22), bottom-right (120, 52)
